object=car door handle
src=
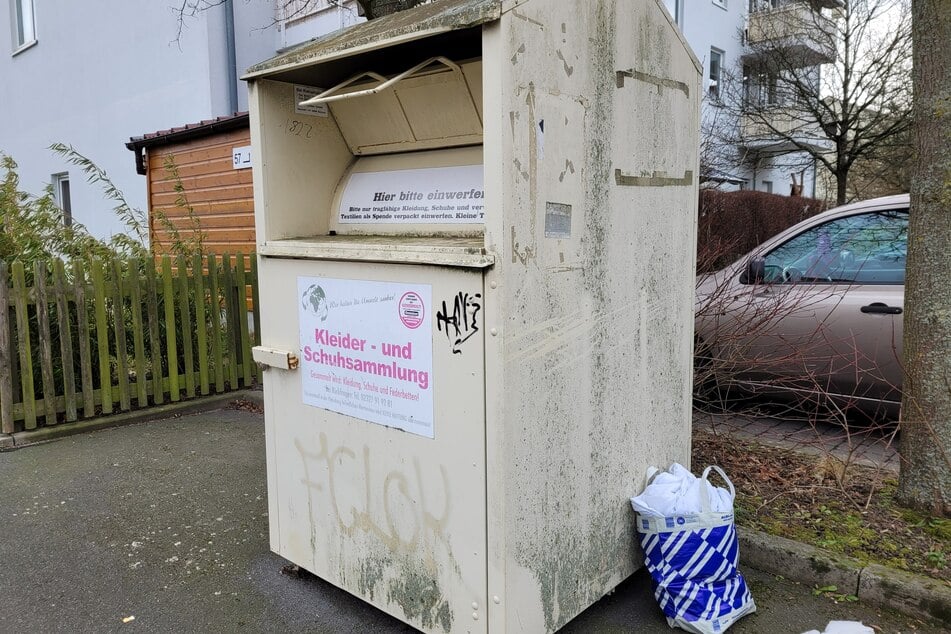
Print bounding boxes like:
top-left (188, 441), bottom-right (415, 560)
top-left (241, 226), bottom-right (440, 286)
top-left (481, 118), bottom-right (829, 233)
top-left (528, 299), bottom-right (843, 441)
top-left (860, 302), bottom-right (903, 315)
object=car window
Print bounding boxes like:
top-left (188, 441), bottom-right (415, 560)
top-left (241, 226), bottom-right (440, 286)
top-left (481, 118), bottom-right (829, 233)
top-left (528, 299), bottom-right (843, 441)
top-left (760, 210), bottom-right (908, 284)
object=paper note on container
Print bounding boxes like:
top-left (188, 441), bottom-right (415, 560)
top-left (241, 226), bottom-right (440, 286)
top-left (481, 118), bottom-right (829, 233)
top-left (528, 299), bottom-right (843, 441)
top-left (298, 276), bottom-right (434, 438)
top-left (338, 164), bottom-right (484, 224)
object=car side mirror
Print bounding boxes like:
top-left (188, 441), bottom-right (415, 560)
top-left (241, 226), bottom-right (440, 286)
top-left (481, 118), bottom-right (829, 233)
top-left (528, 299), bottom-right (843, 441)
top-left (741, 257), bottom-right (766, 284)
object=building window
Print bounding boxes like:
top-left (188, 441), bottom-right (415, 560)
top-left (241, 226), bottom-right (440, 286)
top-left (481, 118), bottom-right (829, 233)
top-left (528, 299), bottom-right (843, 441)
top-left (749, 0), bottom-right (784, 11)
top-left (11, 0), bottom-right (36, 52)
top-left (762, 180), bottom-right (773, 193)
top-left (52, 173), bottom-right (72, 227)
top-left (665, 0), bottom-right (684, 26)
top-left (709, 49), bottom-right (724, 99)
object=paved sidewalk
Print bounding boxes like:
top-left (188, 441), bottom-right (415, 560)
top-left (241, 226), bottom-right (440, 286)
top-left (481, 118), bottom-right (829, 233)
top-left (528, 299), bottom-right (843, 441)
top-left (0, 407), bottom-right (934, 633)
top-left (693, 409), bottom-right (900, 471)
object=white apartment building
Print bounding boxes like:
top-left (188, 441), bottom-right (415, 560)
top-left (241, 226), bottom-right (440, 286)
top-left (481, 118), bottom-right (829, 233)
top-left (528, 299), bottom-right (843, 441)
top-left (663, 0), bottom-right (840, 198)
top-left (1, 0), bottom-right (363, 241)
top-left (2, 0), bottom-right (836, 243)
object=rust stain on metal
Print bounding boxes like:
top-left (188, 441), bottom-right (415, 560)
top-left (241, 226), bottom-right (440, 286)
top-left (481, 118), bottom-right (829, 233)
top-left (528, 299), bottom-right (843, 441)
top-left (615, 68), bottom-right (689, 97)
top-left (510, 42), bottom-right (526, 65)
top-left (558, 159), bottom-right (575, 182)
top-left (614, 169), bottom-right (694, 187)
top-left (512, 10), bottom-right (545, 29)
top-left (556, 50), bottom-right (574, 77)
top-left (510, 226), bottom-right (535, 265)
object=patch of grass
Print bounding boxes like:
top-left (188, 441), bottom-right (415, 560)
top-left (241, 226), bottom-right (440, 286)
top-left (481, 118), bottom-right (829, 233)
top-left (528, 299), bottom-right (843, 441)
top-left (693, 429), bottom-right (950, 582)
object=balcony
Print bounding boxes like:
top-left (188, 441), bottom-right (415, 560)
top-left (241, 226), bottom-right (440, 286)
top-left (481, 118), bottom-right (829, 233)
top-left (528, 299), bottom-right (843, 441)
top-left (744, 2), bottom-right (839, 69)
top-left (739, 108), bottom-right (832, 154)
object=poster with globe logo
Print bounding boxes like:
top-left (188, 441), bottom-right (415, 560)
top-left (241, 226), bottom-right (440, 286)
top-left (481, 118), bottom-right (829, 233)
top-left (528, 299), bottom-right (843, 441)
top-left (298, 276), bottom-right (434, 438)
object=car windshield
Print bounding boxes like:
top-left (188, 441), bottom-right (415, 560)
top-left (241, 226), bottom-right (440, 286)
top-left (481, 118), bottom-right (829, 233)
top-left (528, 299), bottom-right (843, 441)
top-left (761, 209), bottom-right (908, 284)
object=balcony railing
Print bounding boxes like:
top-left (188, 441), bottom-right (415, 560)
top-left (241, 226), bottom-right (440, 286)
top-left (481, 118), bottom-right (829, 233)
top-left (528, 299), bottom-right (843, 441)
top-left (745, 2), bottom-right (838, 68)
top-left (740, 108), bottom-right (832, 154)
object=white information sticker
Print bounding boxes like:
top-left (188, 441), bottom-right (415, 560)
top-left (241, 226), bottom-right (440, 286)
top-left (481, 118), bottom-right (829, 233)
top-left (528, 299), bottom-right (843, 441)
top-left (294, 85), bottom-right (329, 117)
top-left (232, 145), bottom-right (252, 170)
top-left (298, 277), bottom-right (434, 438)
top-left (338, 164), bottom-right (485, 224)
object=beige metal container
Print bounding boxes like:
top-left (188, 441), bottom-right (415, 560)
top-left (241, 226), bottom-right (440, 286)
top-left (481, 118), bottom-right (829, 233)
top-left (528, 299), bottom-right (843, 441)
top-left (245, 1), bottom-right (700, 632)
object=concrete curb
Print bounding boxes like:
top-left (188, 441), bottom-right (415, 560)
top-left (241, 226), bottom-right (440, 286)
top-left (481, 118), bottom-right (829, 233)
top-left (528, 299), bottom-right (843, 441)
top-left (739, 527), bottom-right (951, 627)
top-left (1, 388), bottom-right (263, 450)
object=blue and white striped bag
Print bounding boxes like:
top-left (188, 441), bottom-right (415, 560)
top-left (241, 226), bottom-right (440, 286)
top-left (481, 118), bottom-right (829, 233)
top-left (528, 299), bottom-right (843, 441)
top-left (632, 466), bottom-right (756, 634)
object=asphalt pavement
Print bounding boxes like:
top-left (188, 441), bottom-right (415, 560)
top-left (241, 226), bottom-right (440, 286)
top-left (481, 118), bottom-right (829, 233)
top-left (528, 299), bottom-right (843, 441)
top-left (0, 405), bottom-right (938, 633)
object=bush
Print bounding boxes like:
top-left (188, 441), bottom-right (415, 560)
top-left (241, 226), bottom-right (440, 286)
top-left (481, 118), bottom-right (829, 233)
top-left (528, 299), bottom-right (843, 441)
top-left (697, 190), bottom-right (827, 273)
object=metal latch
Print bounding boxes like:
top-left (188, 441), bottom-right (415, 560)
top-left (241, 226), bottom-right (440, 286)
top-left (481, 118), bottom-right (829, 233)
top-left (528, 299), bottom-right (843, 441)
top-left (251, 346), bottom-right (299, 371)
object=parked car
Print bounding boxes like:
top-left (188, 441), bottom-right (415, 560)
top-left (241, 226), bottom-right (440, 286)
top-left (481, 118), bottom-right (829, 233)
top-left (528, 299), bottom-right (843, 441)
top-left (694, 194), bottom-right (909, 418)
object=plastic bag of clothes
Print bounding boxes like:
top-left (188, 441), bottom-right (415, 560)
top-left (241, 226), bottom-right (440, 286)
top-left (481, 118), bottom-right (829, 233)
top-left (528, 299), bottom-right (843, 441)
top-left (631, 464), bottom-right (756, 634)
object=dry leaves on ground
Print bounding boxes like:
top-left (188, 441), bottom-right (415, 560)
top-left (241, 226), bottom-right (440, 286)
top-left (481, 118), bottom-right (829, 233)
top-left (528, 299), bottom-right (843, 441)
top-left (693, 429), bottom-right (950, 583)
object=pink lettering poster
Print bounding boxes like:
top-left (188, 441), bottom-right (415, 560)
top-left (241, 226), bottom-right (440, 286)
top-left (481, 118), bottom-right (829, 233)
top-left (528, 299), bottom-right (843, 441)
top-left (298, 276), bottom-right (434, 438)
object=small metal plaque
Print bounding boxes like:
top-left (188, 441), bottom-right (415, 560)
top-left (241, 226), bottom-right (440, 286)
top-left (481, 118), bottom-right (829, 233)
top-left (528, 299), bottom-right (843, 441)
top-left (545, 202), bottom-right (572, 238)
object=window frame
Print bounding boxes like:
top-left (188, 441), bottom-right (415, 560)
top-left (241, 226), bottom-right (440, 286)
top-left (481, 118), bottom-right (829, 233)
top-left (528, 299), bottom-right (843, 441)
top-left (708, 48), bottom-right (724, 100)
top-left (11, 0), bottom-right (37, 55)
top-left (52, 172), bottom-right (72, 227)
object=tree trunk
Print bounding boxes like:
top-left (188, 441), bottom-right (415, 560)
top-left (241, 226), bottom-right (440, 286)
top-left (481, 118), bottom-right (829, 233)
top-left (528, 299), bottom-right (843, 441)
top-left (835, 170), bottom-right (848, 206)
top-left (898, 0), bottom-right (951, 516)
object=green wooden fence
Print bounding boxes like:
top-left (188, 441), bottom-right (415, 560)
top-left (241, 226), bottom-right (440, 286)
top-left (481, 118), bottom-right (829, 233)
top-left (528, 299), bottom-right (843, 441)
top-left (0, 253), bottom-right (260, 434)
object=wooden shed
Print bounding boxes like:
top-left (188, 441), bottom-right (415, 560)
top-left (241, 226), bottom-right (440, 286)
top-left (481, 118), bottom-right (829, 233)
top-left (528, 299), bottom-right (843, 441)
top-left (127, 113), bottom-right (255, 255)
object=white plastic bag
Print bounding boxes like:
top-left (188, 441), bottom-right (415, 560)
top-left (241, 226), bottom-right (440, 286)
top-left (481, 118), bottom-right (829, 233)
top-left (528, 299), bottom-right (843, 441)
top-left (801, 622), bottom-right (875, 634)
top-left (631, 464), bottom-right (756, 634)
top-left (631, 463), bottom-right (733, 517)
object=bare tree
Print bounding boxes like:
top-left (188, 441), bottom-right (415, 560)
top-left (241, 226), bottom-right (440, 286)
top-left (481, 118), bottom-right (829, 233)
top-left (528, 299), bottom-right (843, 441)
top-left (170, 0), bottom-right (353, 42)
top-left (898, 0), bottom-right (951, 516)
top-left (170, 0), bottom-right (431, 41)
top-left (709, 0), bottom-right (912, 205)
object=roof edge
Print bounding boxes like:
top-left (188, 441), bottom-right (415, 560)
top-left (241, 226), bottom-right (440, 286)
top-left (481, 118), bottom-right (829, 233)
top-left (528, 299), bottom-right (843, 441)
top-left (243, 0), bottom-right (501, 80)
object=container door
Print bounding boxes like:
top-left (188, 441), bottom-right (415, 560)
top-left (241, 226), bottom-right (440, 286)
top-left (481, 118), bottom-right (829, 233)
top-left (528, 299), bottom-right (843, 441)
top-left (259, 256), bottom-right (487, 634)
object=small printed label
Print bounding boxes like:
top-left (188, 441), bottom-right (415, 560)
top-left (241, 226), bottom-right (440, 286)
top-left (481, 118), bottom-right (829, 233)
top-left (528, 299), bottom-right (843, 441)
top-left (232, 145), bottom-right (252, 170)
top-left (398, 292), bottom-right (425, 329)
top-left (295, 85), bottom-right (329, 117)
top-left (545, 202), bottom-right (572, 238)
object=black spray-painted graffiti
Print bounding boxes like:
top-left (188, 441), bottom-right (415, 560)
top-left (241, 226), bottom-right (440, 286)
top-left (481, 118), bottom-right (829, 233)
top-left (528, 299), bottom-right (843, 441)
top-left (436, 292), bottom-right (481, 354)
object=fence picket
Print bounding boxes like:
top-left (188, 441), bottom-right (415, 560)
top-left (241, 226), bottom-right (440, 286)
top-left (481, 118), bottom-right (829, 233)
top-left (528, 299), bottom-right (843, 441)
top-left (34, 261), bottom-right (58, 424)
top-left (112, 261), bottom-right (131, 411)
top-left (12, 262), bottom-right (36, 429)
top-left (0, 254), bottom-right (258, 433)
top-left (54, 260), bottom-right (77, 422)
top-left (91, 260), bottom-right (112, 415)
top-left (177, 256), bottom-right (196, 398)
top-left (0, 262), bottom-right (12, 433)
top-left (73, 261), bottom-right (95, 418)
top-left (208, 254), bottom-right (224, 394)
top-left (146, 263), bottom-right (163, 405)
top-left (128, 260), bottom-right (148, 407)
top-left (193, 254), bottom-right (209, 395)
top-left (235, 254), bottom-right (252, 387)
top-left (221, 253), bottom-right (238, 390)
top-left (162, 256), bottom-right (180, 402)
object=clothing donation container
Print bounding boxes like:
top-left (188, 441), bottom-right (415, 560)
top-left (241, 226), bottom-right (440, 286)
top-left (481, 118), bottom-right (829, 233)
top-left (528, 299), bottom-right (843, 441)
top-left (245, 1), bottom-right (699, 632)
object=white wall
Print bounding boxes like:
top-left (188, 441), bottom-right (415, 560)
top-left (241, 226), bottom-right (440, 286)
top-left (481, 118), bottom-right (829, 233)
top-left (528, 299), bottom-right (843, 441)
top-left (664, 0), bottom-right (821, 195)
top-left (0, 0), bottom-right (285, 243)
top-left (233, 0), bottom-right (281, 110)
top-left (277, 0), bottom-right (364, 51)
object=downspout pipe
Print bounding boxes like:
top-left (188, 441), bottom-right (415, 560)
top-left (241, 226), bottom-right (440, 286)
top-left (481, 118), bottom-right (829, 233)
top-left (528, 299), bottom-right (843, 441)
top-left (224, 0), bottom-right (238, 114)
